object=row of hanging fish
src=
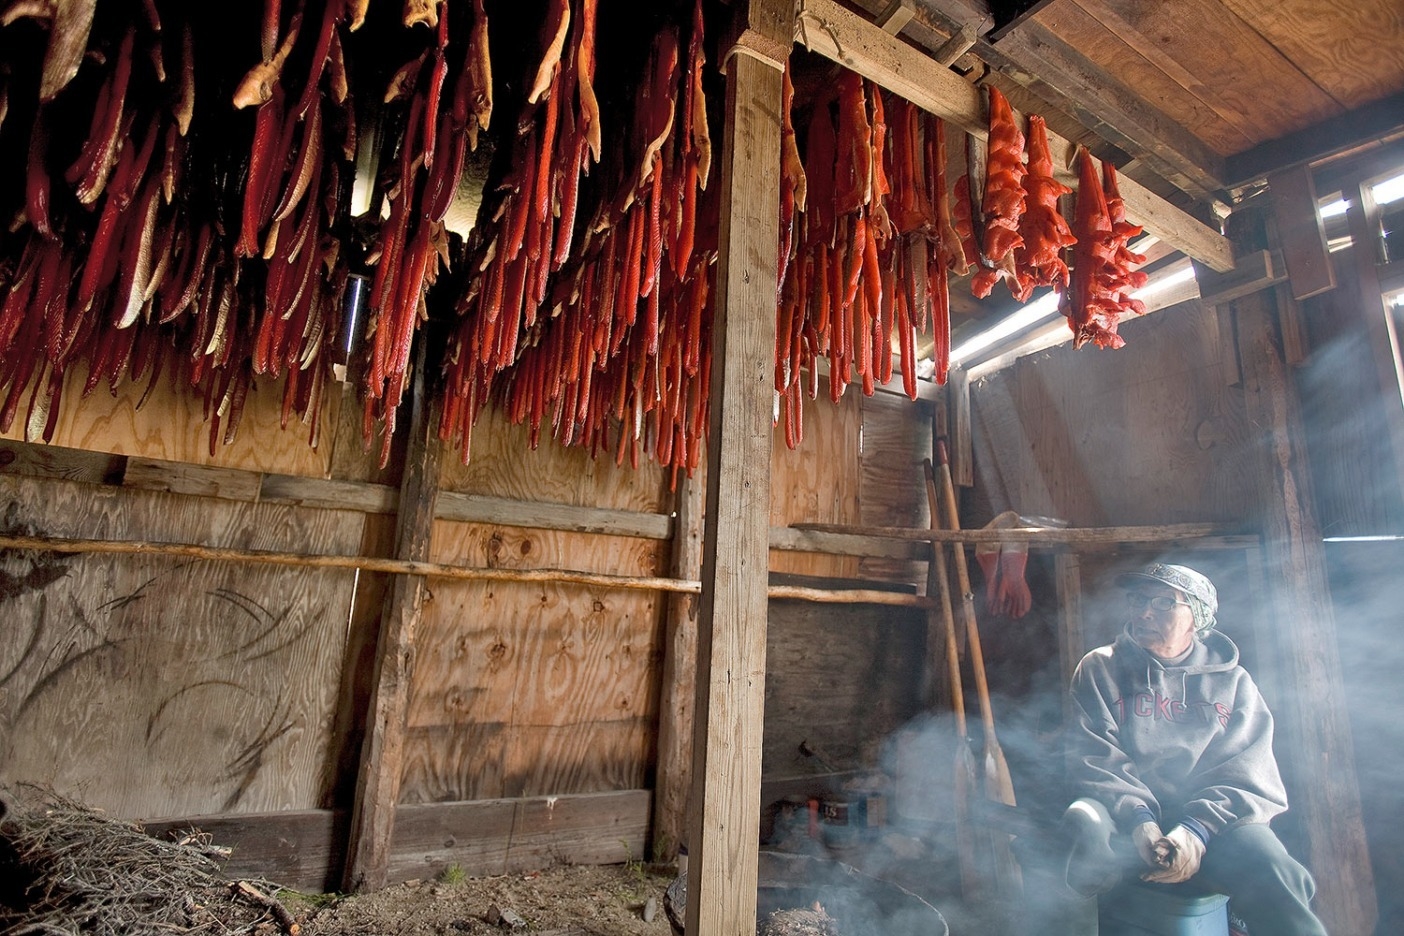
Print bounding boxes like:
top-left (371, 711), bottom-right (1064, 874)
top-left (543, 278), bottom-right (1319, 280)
top-left (0, 0), bottom-right (490, 461)
top-left (0, 0), bottom-right (1148, 474)
top-left (770, 78), bottom-right (1147, 449)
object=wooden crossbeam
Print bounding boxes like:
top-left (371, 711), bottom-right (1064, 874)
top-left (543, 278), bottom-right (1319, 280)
top-left (794, 0), bottom-right (1236, 272)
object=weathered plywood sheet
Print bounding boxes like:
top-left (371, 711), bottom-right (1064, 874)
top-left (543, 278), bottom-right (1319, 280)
top-left (399, 520), bottom-right (666, 803)
top-left (0, 475), bottom-right (362, 819)
top-left (1217, 0), bottom-right (1404, 111)
top-left (769, 390), bottom-right (863, 579)
top-left (971, 301), bottom-right (1257, 527)
top-left (438, 405), bottom-right (671, 513)
top-left (1, 369), bottom-right (338, 479)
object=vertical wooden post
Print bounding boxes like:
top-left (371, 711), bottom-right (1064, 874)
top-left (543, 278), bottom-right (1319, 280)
top-left (686, 2), bottom-right (792, 933)
top-left (1054, 551), bottom-right (1082, 723)
top-left (652, 470), bottom-right (705, 862)
top-left (1234, 287), bottom-right (1378, 935)
top-left (343, 354), bottom-right (442, 893)
top-left (947, 367), bottom-right (973, 488)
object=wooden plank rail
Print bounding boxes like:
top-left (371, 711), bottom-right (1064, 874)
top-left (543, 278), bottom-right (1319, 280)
top-left (789, 520), bottom-right (1255, 547)
top-left (793, 0), bottom-right (1236, 272)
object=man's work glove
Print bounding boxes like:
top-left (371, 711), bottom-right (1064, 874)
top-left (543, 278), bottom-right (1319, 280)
top-left (1142, 824), bottom-right (1206, 884)
top-left (1131, 821), bottom-right (1169, 869)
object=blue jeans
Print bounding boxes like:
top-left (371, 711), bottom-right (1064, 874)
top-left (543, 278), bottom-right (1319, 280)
top-left (1061, 798), bottom-right (1327, 936)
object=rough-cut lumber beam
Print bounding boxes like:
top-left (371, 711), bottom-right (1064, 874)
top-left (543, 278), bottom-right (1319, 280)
top-left (1224, 91), bottom-right (1404, 189)
top-left (1267, 164), bottom-right (1336, 300)
top-left (769, 525), bottom-right (931, 559)
top-left (789, 520), bottom-right (1251, 547)
top-left (344, 359), bottom-right (442, 893)
top-left (1193, 249), bottom-right (1287, 307)
top-left (874, 0), bottom-right (915, 34)
top-left (1233, 279), bottom-right (1378, 935)
top-left (688, 1), bottom-right (793, 932)
top-left (853, 0), bottom-right (1228, 202)
top-left (0, 441), bottom-right (125, 484)
top-left (947, 369), bottom-right (973, 487)
top-left (987, 0), bottom-right (1059, 42)
top-left (653, 473), bottom-right (705, 862)
top-left (1054, 552), bottom-right (1083, 723)
top-left (435, 491), bottom-right (673, 539)
top-left (141, 791), bottom-right (652, 893)
top-left (123, 458), bottom-right (260, 500)
top-left (795, 0), bottom-right (1236, 271)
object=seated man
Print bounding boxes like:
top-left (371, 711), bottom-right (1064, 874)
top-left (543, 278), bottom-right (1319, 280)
top-left (1061, 562), bottom-right (1326, 935)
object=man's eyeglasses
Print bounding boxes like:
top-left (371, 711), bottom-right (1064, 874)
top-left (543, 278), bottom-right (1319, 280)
top-left (1126, 593), bottom-right (1190, 612)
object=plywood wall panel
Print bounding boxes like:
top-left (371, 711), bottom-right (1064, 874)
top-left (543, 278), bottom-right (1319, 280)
top-left (2, 368), bottom-right (339, 479)
top-left (0, 474), bottom-right (362, 819)
top-left (439, 406), bottom-right (671, 513)
top-left (769, 389), bottom-right (863, 579)
top-left (399, 519), bottom-right (665, 803)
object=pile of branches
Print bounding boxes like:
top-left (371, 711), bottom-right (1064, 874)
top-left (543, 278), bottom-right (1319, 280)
top-left (0, 785), bottom-right (300, 936)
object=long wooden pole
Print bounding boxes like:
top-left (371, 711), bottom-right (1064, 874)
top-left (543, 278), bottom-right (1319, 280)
top-left (935, 440), bottom-right (1022, 893)
top-left (0, 533), bottom-right (940, 607)
top-left (924, 460), bottom-right (981, 901)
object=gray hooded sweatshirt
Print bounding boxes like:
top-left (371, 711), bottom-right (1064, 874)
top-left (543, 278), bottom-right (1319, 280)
top-left (1067, 626), bottom-right (1288, 837)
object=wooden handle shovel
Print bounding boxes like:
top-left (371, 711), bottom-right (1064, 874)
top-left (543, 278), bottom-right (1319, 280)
top-left (925, 459), bottom-right (981, 901)
top-left (935, 440), bottom-right (1023, 894)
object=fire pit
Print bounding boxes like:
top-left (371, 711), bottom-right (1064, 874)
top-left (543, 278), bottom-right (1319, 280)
top-left (664, 851), bottom-right (948, 936)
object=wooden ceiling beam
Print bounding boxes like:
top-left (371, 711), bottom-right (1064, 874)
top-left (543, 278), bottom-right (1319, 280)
top-left (895, 0), bottom-right (1229, 201)
top-left (796, 0), bottom-right (1236, 271)
top-left (1223, 91), bottom-right (1404, 189)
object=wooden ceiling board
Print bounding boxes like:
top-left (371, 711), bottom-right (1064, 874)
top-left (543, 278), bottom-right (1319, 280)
top-left (1035, 0), bottom-right (1344, 151)
top-left (1217, 0), bottom-right (1404, 110)
top-left (1036, 0), bottom-right (1255, 157)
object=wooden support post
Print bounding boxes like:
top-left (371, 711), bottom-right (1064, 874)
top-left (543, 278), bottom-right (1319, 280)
top-left (343, 355), bottom-right (443, 893)
top-left (653, 471), bottom-right (705, 862)
top-left (1267, 164), bottom-right (1336, 301)
top-left (1234, 286), bottom-right (1378, 935)
top-left (794, 0), bottom-right (1236, 272)
top-left (687, 1), bottom-right (792, 933)
top-left (947, 368), bottom-right (972, 488)
top-left (1054, 552), bottom-right (1082, 723)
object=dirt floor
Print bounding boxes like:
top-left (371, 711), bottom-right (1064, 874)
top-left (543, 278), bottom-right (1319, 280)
top-left (295, 863), bottom-right (679, 936)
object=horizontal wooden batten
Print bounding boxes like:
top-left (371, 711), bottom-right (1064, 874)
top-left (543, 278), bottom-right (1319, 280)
top-left (1224, 91), bottom-right (1404, 189)
top-left (1193, 249), bottom-right (1288, 307)
top-left (769, 524), bottom-right (933, 560)
top-left (2, 440), bottom-right (672, 539)
top-left (790, 521), bottom-right (1256, 549)
top-left (140, 790), bottom-right (651, 893)
top-left (436, 491), bottom-right (673, 539)
top-left (794, 0), bottom-right (1236, 272)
